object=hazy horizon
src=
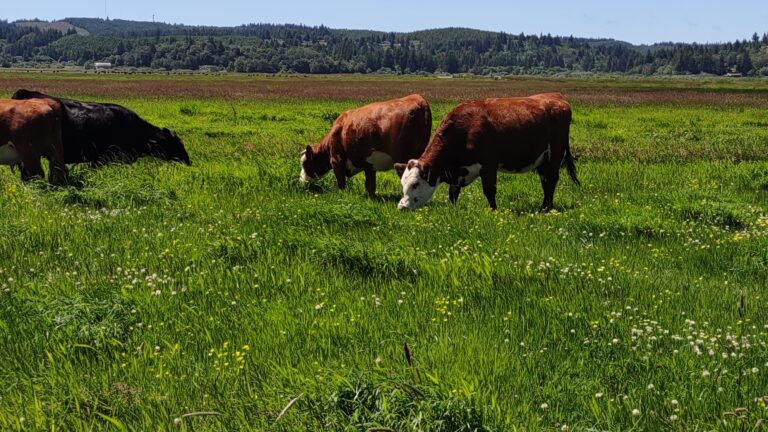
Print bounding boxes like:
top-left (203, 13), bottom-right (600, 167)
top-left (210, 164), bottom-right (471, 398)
top-left (4, 0), bottom-right (767, 45)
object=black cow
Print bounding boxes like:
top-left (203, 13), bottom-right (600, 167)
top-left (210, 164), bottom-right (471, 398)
top-left (11, 89), bottom-right (191, 166)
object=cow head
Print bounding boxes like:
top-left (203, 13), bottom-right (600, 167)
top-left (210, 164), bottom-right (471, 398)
top-left (299, 145), bottom-right (331, 184)
top-left (396, 159), bottom-right (439, 210)
top-left (150, 128), bottom-right (191, 165)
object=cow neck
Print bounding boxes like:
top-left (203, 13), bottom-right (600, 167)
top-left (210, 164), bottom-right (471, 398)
top-left (419, 131), bottom-right (459, 186)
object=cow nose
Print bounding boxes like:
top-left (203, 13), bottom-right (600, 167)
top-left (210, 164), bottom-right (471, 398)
top-left (397, 199), bottom-right (409, 211)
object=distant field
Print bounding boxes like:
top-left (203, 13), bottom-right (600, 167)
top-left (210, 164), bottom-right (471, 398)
top-left (13, 21), bottom-right (89, 35)
top-left (0, 73), bottom-right (767, 431)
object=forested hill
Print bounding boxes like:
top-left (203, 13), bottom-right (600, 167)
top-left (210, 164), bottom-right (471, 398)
top-left (1, 18), bottom-right (767, 76)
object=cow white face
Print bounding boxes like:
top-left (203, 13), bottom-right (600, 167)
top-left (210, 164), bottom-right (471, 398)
top-left (299, 151), bottom-right (313, 183)
top-left (299, 145), bottom-right (331, 184)
top-left (396, 160), bottom-right (437, 210)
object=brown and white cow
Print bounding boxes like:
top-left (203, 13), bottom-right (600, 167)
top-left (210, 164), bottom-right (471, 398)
top-left (300, 94), bottom-right (432, 198)
top-left (395, 93), bottom-right (579, 211)
top-left (0, 98), bottom-right (67, 185)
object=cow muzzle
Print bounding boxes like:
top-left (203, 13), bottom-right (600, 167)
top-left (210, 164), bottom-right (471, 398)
top-left (299, 169), bottom-right (317, 184)
top-left (398, 198), bottom-right (416, 211)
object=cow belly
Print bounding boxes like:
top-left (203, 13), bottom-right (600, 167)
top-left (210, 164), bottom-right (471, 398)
top-left (502, 145), bottom-right (551, 173)
top-left (457, 163), bottom-right (482, 186)
top-left (366, 151), bottom-right (394, 171)
top-left (0, 142), bottom-right (21, 166)
top-left (345, 159), bottom-right (364, 176)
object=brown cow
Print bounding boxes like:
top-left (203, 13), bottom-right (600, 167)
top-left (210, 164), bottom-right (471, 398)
top-left (0, 99), bottom-right (67, 185)
top-left (395, 93), bottom-right (579, 211)
top-left (300, 94), bottom-right (432, 198)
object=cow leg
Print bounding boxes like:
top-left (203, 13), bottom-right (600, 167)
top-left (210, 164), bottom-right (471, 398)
top-left (537, 166), bottom-right (560, 212)
top-left (480, 168), bottom-right (498, 210)
top-left (333, 163), bottom-right (347, 190)
top-left (47, 140), bottom-right (68, 186)
top-left (20, 158), bottom-right (44, 182)
top-left (449, 185), bottom-right (461, 204)
top-left (47, 157), bottom-right (68, 186)
top-left (364, 169), bottom-right (376, 198)
top-left (14, 142), bottom-right (44, 182)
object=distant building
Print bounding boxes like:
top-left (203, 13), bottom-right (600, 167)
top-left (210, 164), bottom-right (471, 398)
top-left (94, 62), bottom-right (112, 70)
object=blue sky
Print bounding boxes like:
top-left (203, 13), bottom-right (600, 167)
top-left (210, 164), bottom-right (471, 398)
top-left (4, 0), bottom-right (767, 45)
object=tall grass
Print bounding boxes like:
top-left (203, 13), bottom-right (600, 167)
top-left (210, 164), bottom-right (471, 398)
top-left (0, 77), bottom-right (767, 431)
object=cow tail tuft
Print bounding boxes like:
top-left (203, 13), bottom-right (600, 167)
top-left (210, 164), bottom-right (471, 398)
top-left (564, 144), bottom-right (580, 186)
top-left (561, 111), bottom-right (580, 187)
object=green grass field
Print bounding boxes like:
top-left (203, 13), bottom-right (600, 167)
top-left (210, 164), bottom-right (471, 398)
top-left (1, 74), bottom-right (767, 431)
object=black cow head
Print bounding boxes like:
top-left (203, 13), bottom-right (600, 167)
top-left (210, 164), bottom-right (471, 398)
top-left (149, 128), bottom-right (191, 165)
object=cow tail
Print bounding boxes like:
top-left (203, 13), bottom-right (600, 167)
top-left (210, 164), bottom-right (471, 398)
top-left (422, 100), bottom-right (433, 147)
top-left (562, 112), bottom-right (580, 186)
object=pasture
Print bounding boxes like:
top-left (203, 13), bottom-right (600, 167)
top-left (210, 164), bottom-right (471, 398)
top-left (1, 73), bottom-right (767, 431)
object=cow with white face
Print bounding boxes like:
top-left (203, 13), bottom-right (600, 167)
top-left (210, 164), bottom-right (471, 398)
top-left (396, 93), bottom-right (580, 212)
top-left (299, 94), bottom-right (431, 198)
top-left (396, 160), bottom-right (440, 210)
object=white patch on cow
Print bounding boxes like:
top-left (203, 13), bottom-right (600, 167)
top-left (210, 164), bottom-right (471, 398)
top-left (366, 151), bottom-right (394, 171)
top-left (457, 163), bottom-right (482, 186)
top-left (398, 162), bottom-right (437, 210)
top-left (345, 159), bottom-right (363, 176)
top-left (0, 142), bottom-right (21, 166)
top-left (299, 152), bottom-right (312, 183)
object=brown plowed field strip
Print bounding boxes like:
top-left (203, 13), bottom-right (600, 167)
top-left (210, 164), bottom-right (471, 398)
top-left (1, 75), bottom-right (767, 106)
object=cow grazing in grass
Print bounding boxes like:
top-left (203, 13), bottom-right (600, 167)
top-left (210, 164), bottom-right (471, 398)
top-left (0, 98), bottom-right (68, 184)
top-left (396, 93), bottom-right (579, 211)
top-left (300, 94), bottom-right (432, 198)
top-left (11, 89), bottom-right (191, 166)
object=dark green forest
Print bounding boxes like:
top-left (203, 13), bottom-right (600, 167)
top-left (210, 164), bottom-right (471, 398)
top-left (2, 18), bottom-right (767, 75)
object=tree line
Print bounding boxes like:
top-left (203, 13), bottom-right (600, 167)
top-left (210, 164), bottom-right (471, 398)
top-left (2, 19), bottom-right (767, 76)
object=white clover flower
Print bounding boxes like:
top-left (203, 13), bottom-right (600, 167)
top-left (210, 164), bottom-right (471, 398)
top-left (540, 403), bottom-right (549, 409)
top-left (670, 414), bottom-right (678, 421)
top-left (595, 393), bottom-right (604, 399)
top-left (647, 384), bottom-right (654, 390)
top-left (702, 370), bottom-right (710, 377)
top-left (632, 409), bottom-right (641, 416)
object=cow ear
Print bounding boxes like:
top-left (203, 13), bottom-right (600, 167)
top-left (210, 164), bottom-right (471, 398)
top-left (304, 145), bottom-right (313, 160)
top-left (394, 163), bottom-right (407, 178)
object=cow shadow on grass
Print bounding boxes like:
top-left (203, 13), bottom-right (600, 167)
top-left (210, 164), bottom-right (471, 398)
top-left (505, 201), bottom-right (579, 215)
top-left (23, 168), bottom-right (87, 191)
